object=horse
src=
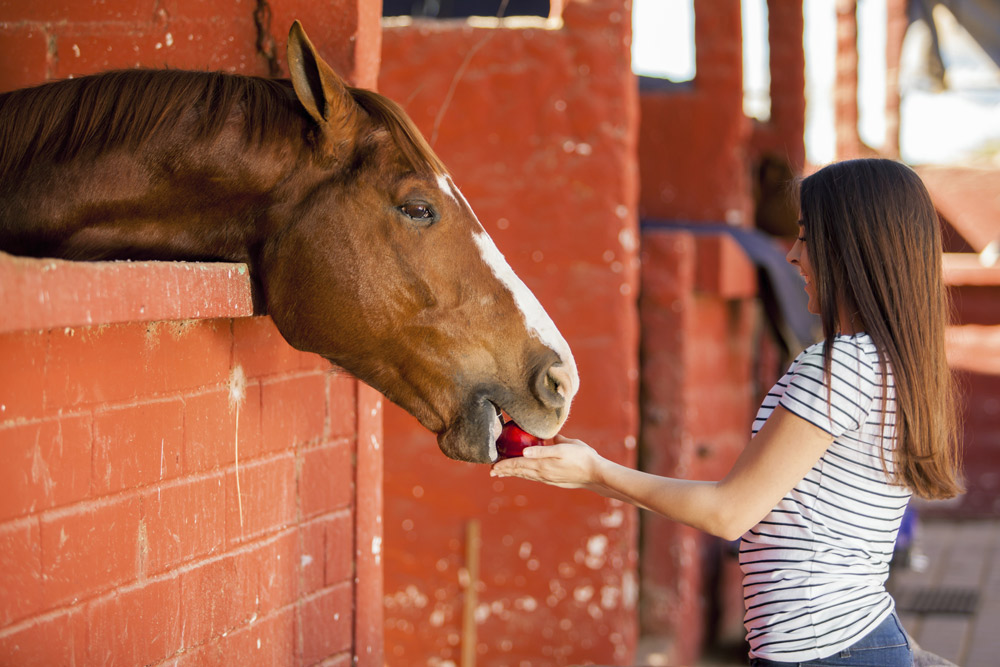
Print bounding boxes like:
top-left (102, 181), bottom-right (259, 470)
top-left (0, 21), bottom-right (578, 464)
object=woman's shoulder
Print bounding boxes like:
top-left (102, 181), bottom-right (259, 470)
top-left (795, 334), bottom-right (879, 385)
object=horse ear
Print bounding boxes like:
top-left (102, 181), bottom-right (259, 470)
top-left (286, 21), bottom-right (359, 147)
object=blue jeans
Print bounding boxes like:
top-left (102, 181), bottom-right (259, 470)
top-left (749, 611), bottom-right (913, 666)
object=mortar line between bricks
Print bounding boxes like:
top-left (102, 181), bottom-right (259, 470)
top-left (34, 462), bottom-right (231, 524)
top-left (28, 459), bottom-right (230, 524)
top-left (0, 595), bottom-right (89, 642)
top-left (42, 522), bottom-right (306, 619)
top-left (0, 401), bottom-right (140, 430)
top-left (143, 599), bottom-right (341, 667)
top-left (296, 579), bottom-right (353, 605)
top-left (299, 507), bottom-right (354, 526)
top-left (259, 368), bottom-right (336, 383)
top-left (297, 434), bottom-right (355, 452)
top-left (172, 524), bottom-right (300, 577)
top-left (36, 486), bottom-right (143, 522)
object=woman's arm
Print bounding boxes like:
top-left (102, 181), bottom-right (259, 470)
top-left (490, 405), bottom-right (835, 541)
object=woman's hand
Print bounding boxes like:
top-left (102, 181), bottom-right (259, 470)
top-left (490, 435), bottom-right (604, 489)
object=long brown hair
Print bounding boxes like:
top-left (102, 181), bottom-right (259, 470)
top-left (798, 159), bottom-right (962, 499)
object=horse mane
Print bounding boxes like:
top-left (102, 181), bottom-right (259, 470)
top-left (350, 86), bottom-right (448, 177)
top-left (0, 68), bottom-right (446, 182)
top-left (0, 69), bottom-right (306, 182)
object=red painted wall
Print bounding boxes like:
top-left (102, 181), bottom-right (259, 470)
top-left (377, 2), bottom-right (641, 665)
top-left (635, 2), bottom-right (806, 663)
top-left (0, 1), bottom-right (385, 664)
top-left (942, 259), bottom-right (1000, 517)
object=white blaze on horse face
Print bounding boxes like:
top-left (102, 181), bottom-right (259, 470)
top-left (437, 174), bottom-right (457, 203)
top-left (437, 176), bottom-right (580, 407)
top-left (470, 229), bottom-right (579, 391)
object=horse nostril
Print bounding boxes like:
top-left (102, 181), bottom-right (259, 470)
top-left (536, 363), bottom-right (574, 409)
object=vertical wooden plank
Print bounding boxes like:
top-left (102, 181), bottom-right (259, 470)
top-left (461, 519), bottom-right (481, 667)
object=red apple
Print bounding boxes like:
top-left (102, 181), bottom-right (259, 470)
top-left (496, 420), bottom-right (546, 459)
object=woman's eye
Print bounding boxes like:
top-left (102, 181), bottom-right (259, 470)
top-left (399, 203), bottom-right (436, 222)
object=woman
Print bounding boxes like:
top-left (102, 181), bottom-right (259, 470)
top-left (491, 159), bottom-right (963, 666)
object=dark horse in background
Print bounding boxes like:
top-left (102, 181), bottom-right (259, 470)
top-left (0, 21), bottom-right (578, 464)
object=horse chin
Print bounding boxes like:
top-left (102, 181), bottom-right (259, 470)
top-left (437, 400), bottom-right (503, 464)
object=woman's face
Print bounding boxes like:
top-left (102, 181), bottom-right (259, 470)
top-left (786, 222), bottom-right (819, 315)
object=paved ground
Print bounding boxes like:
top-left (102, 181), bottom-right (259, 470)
top-left (889, 517), bottom-right (1000, 667)
top-left (638, 517), bottom-right (1000, 666)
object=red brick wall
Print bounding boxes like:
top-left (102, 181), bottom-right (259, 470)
top-left (638, 0), bottom-right (750, 224)
top-left (377, 2), bottom-right (641, 664)
top-left (635, 1), bottom-right (806, 662)
top-left (0, 1), bottom-right (385, 664)
top-left (943, 259), bottom-right (1000, 517)
top-left (638, 231), bottom-right (765, 663)
top-left (0, 258), bottom-right (384, 665)
top-left (0, 0), bottom-right (378, 89)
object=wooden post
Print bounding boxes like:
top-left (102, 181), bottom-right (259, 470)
top-left (461, 519), bottom-right (482, 667)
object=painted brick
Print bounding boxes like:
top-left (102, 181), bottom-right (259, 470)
top-left (315, 653), bottom-right (354, 667)
top-left (299, 583), bottom-right (354, 665)
top-left (184, 383), bottom-right (263, 472)
top-left (0, 256), bottom-right (253, 336)
top-left (0, 608), bottom-right (86, 666)
top-left (0, 414), bottom-right (92, 521)
top-left (93, 399), bottom-right (184, 495)
top-left (233, 316), bottom-right (329, 379)
top-left (50, 18), bottom-right (260, 78)
top-left (326, 509), bottom-right (354, 586)
top-left (0, 27), bottom-right (48, 99)
top-left (267, 0), bottom-right (362, 80)
top-left (292, 509), bottom-right (355, 596)
top-left (260, 374), bottom-right (328, 452)
top-left (0, 330), bottom-right (47, 420)
top-left (300, 518), bottom-right (327, 595)
top-left (328, 372), bottom-right (358, 439)
top-left (0, 518), bottom-right (42, 626)
top-left (155, 16), bottom-right (262, 72)
top-left (140, 472), bottom-right (225, 575)
top-left (176, 531), bottom-right (297, 647)
top-left (226, 453), bottom-right (296, 543)
top-left (175, 606), bottom-right (297, 667)
top-left (1, 0), bottom-right (156, 23)
top-left (41, 494), bottom-right (141, 606)
top-left (87, 575), bottom-right (181, 667)
top-left (300, 440), bottom-right (354, 519)
top-left (179, 548), bottom-right (256, 645)
top-left (694, 234), bottom-right (758, 299)
top-left (45, 320), bottom-right (230, 411)
top-left (253, 529), bottom-right (299, 615)
top-left (157, 0), bottom-right (251, 24)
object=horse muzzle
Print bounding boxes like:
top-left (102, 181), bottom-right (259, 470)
top-left (436, 358), bottom-right (579, 464)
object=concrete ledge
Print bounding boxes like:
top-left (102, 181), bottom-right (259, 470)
top-left (0, 252), bottom-right (254, 334)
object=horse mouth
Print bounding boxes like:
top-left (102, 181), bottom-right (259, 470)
top-left (436, 399), bottom-right (512, 464)
top-left (437, 397), bottom-right (560, 464)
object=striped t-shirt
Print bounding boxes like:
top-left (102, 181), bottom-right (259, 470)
top-left (740, 333), bottom-right (911, 662)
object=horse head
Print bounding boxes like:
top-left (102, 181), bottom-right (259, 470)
top-left (259, 22), bottom-right (578, 463)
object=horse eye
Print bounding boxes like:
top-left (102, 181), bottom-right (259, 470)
top-left (399, 202), bottom-right (436, 223)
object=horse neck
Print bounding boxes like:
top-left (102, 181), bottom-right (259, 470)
top-left (1, 125), bottom-right (308, 263)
